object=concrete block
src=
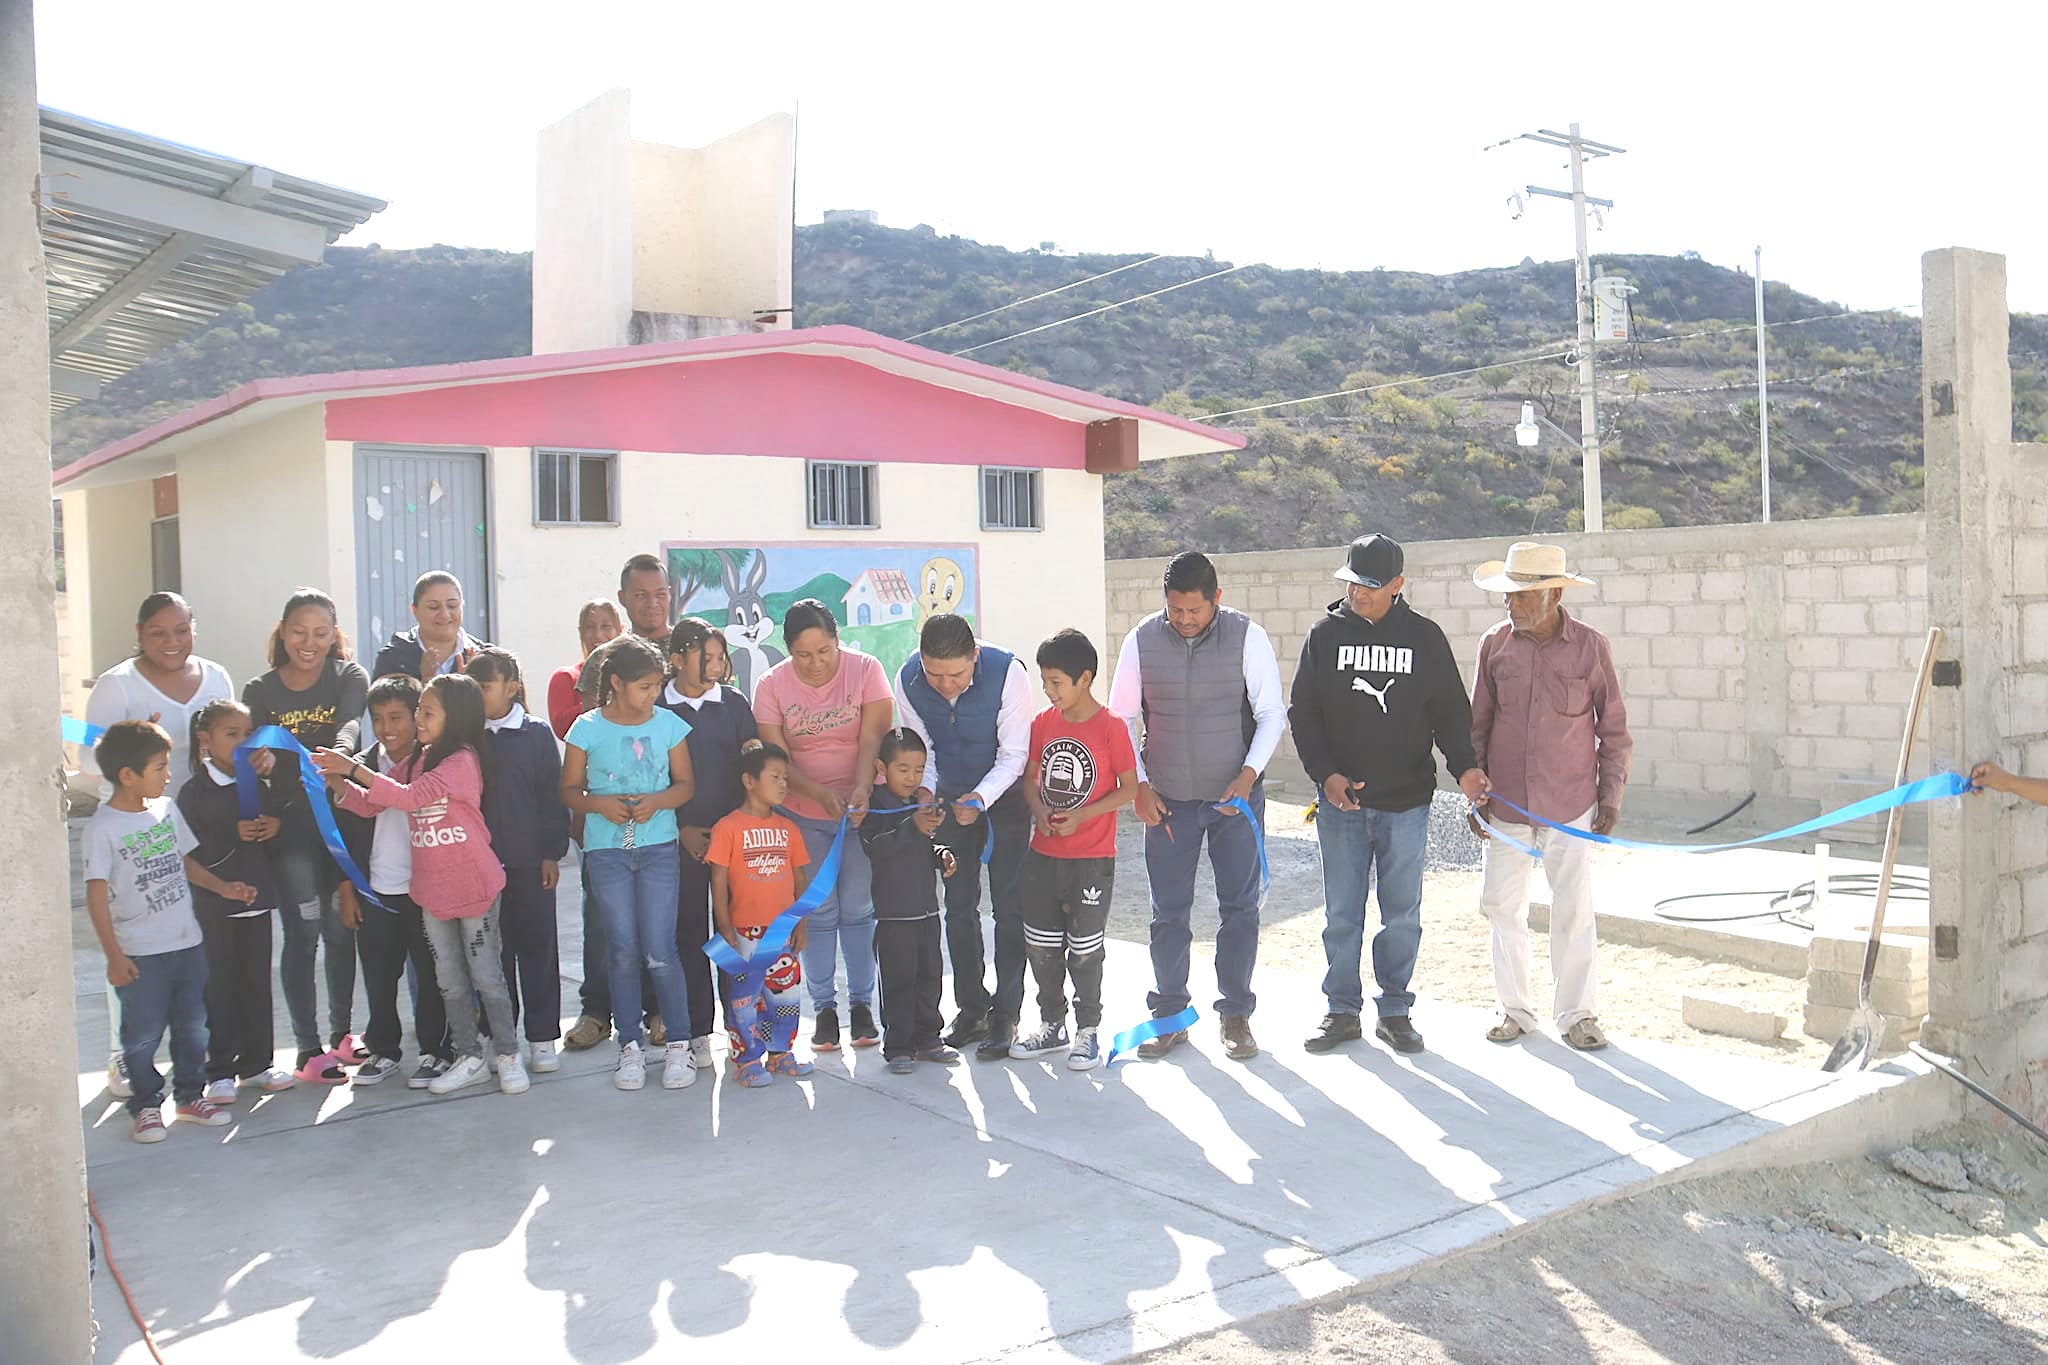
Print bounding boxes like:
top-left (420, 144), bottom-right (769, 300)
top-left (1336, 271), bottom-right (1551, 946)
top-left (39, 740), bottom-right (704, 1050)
top-left (1801, 1001), bottom-right (1922, 1045)
top-left (1705, 764), bottom-right (1749, 791)
top-left (1781, 602), bottom-right (1810, 633)
top-left (1776, 736), bottom-right (1813, 768)
top-left (1683, 992), bottom-right (1788, 1042)
top-left (1810, 932), bottom-right (1928, 982)
top-left (1787, 565), bottom-right (1840, 599)
top-left (1816, 602), bottom-right (1871, 636)
top-left (1624, 604), bottom-right (1672, 634)
top-left (2025, 603), bottom-right (2048, 664)
top-left (1649, 572), bottom-right (1695, 603)
top-left (1813, 670), bottom-right (1870, 704)
top-left (1602, 574), bottom-right (1649, 604)
top-left (1672, 669), bottom-right (1723, 700)
top-left (1701, 701), bottom-right (1744, 732)
top-left (1698, 570), bottom-right (1745, 602)
top-left (1905, 563), bottom-right (1928, 598)
top-left (2022, 873), bottom-right (2048, 940)
top-left (1651, 636), bottom-right (1703, 668)
top-left (1841, 564), bottom-right (1901, 599)
top-left (1842, 637), bottom-right (1909, 672)
top-left (1871, 600), bottom-right (1919, 635)
top-left (1843, 704), bottom-right (1906, 741)
top-left (1701, 636), bottom-right (1743, 668)
top-left (1805, 969), bottom-right (1928, 1016)
top-left (1788, 704), bottom-right (1844, 738)
top-left (1657, 759), bottom-right (1704, 790)
top-left (1676, 730), bottom-right (1728, 763)
top-left (1724, 604), bottom-right (1748, 633)
top-left (1814, 737), bottom-right (1874, 770)
top-left (1787, 636), bottom-right (1842, 669)
top-left (1626, 666), bottom-right (1670, 698)
top-left (1608, 635), bottom-right (1651, 668)
top-left (1999, 939), bottom-right (2048, 1009)
top-left (1650, 698), bottom-right (1700, 729)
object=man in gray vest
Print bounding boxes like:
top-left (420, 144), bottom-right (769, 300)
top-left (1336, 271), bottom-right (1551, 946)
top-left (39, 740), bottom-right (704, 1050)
top-left (893, 613), bottom-right (1035, 1061)
top-left (1108, 551), bottom-right (1287, 1061)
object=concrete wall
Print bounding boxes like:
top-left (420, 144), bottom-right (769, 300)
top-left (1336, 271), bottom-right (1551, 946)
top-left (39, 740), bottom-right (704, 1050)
top-left (533, 90), bottom-right (634, 354)
top-left (485, 448), bottom-right (1102, 701)
top-left (1105, 514), bottom-right (1929, 834)
top-left (59, 478), bottom-right (153, 681)
top-left (632, 113), bottom-right (795, 326)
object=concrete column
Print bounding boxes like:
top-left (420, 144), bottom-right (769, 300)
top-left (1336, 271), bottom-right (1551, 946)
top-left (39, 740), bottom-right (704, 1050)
top-left (1921, 246), bottom-right (2048, 1121)
top-left (0, 0), bottom-right (94, 1358)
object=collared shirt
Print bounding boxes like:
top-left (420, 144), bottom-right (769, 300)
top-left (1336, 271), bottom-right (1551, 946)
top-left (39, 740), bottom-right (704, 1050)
top-left (890, 647), bottom-right (1034, 804)
top-left (1107, 614), bottom-right (1288, 785)
top-left (484, 701), bottom-right (528, 732)
top-left (1470, 607), bottom-right (1632, 824)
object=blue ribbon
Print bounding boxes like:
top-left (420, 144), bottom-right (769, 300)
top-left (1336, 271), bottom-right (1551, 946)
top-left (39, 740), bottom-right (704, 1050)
top-left (1482, 771), bottom-right (1973, 856)
top-left (1220, 795), bottom-right (1270, 885)
top-left (1108, 1006), bottom-right (1200, 1064)
top-left (952, 795), bottom-right (996, 866)
top-left (1471, 804), bottom-right (1547, 859)
top-left (62, 715), bottom-right (106, 746)
top-left (233, 726), bottom-right (386, 911)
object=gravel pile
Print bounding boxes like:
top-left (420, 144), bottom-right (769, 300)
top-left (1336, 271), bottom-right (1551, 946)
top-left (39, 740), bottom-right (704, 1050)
top-left (1426, 790), bottom-right (1486, 871)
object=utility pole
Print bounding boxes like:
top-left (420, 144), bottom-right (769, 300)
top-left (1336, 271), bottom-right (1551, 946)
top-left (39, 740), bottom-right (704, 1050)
top-left (1498, 123), bottom-right (1625, 532)
top-left (1755, 245), bottom-right (1772, 523)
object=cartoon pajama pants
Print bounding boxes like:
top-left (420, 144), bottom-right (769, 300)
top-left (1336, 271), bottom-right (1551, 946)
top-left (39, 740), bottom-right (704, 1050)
top-left (722, 924), bottom-right (804, 1062)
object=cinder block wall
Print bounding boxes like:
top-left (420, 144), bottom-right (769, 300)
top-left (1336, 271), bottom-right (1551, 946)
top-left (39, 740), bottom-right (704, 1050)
top-left (1104, 513), bottom-right (1928, 834)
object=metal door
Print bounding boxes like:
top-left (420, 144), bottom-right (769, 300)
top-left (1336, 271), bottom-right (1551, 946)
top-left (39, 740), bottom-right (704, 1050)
top-left (352, 445), bottom-right (491, 654)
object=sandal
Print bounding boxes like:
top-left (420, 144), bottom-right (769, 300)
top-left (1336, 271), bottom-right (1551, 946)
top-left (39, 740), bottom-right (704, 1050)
top-left (733, 1057), bottom-right (773, 1089)
top-left (294, 1050), bottom-right (348, 1084)
top-left (1565, 1018), bottom-right (1609, 1051)
top-left (765, 1051), bottom-right (813, 1078)
top-left (1486, 1015), bottom-right (1526, 1044)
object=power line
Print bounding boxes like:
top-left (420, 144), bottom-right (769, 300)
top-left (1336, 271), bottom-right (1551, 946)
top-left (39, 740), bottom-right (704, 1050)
top-left (902, 252), bottom-right (1170, 341)
top-left (1199, 348), bottom-right (1576, 421)
top-left (951, 264), bottom-right (1246, 356)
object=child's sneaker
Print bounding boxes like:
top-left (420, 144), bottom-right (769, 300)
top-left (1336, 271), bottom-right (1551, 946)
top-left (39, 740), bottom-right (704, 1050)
top-left (1009, 1021), bottom-right (1070, 1059)
top-left (131, 1107), bottom-right (166, 1144)
top-left (662, 1042), bottom-right (696, 1089)
top-left (689, 1036), bottom-right (714, 1069)
top-left (1067, 1027), bottom-right (1103, 1071)
top-left (202, 1077), bottom-right (238, 1106)
top-left (811, 1007), bottom-right (841, 1052)
top-left (408, 1056), bottom-right (450, 1090)
top-left (107, 1053), bottom-right (132, 1100)
top-left (294, 1050), bottom-right (347, 1085)
top-left (765, 1051), bottom-right (813, 1077)
top-left (849, 1003), bottom-right (880, 1048)
top-left (353, 1055), bottom-right (400, 1086)
top-left (917, 1044), bottom-right (963, 1066)
top-left (529, 1040), bottom-right (559, 1074)
top-left (331, 1034), bottom-right (368, 1067)
top-left (497, 1053), bottom-right (530, 1095)
top-left (614, 1041), bottom-right (646, 1091)
top-left (428, 1054), bottom-right (492, 1095)
top-left (734, 1056), bottom-right (773, 1088)
top-left (886, 1055), bottom-right (917, 1075)
top-left (248, 1067), bottom-right (296, 1093)
top-left (175, 1098), bottom-right (232, 1128)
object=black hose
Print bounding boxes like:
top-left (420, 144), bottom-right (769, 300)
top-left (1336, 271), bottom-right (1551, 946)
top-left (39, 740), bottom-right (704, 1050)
top-left (1652, 872), bottom-right (1931, 932)
top-left (1685, 791), bottom-right (1757, 836)
top-left (1908, 1044), bottom-right (2048, 1148)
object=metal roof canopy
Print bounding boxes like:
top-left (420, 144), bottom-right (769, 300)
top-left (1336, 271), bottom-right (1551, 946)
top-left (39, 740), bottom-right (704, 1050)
top-left (38, 107), bottom-right (385, 412)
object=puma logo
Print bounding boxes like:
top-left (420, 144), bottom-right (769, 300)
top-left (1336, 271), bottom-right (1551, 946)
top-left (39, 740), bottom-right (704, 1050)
top-left (1352, 677), bottom-right (1394, 712)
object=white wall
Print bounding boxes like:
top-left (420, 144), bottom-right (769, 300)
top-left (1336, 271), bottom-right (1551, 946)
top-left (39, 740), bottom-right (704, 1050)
top-left (533, 89), bottom-right (634, 354)
top-left (485, 448), bottom-right (1103, 696)
top-left (61, 479), bottom-right (153, 682)
top-left (173, 405), bottom-right (334, 687)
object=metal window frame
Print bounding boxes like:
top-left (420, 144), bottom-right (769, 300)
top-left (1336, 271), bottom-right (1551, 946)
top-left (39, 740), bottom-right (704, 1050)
top-left (978, 465), bottom-right (1043, 532)
top-left (805, 460), bottom-right (880, 530)
top-left (148, 514), bottom-right (181, 593)
top-left (532, 447), bottom-right (621, 527)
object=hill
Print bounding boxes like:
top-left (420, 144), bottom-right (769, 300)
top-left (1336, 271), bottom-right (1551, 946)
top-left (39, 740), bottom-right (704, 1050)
top-left (51, 225), bottom-right (2048, 553)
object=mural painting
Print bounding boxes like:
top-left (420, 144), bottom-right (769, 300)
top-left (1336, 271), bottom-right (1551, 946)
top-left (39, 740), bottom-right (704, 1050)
top-left (663, 543), bottom-right (980, 697)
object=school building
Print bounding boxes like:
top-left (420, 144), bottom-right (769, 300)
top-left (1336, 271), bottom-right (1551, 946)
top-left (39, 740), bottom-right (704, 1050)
top-left (52, 324), bottom-right (1242, 697)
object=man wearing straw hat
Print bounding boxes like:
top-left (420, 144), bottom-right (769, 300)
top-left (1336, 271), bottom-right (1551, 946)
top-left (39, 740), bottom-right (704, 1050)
top-left (1467, 542), bottom-right (1633, 1052)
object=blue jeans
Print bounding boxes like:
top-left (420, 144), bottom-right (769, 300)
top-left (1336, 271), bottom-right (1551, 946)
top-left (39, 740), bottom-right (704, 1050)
top-left (275, 845), bottom-right (355, 1056)
top-left (115, 944), bottom-right (209, 1115)
top-left (792, 813), bottom-right (875, 1011)
top-left (1315, 800), bottom-right (1430, 1018)
top-left (583, 843), bottom-right (691, 1049)
top-left (1145, 785), bottom-right (1265, 1019)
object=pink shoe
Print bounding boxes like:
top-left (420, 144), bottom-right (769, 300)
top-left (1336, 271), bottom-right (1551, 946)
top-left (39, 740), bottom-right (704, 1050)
top-left (295, 1050), bottom-right (347, 1085)
top-left (331, 1035), bottom-right (368, 1067)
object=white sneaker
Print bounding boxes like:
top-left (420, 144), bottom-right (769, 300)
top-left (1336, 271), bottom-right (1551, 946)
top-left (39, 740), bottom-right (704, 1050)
top-left (427, 1054), bottom-right (492, 1095)
top-left (497, 1053), bottom-right (530, 1095)
top-left (203, 1077), bottom-right (238, 1105)
top-left (529, 1040), bottom-right (559, 1074)
top-left (615, 1041), bottom-right (646, 1091)
top-left (662, 1042), bottom-right (697, 1089)
top-left (250, 1067), bottom-right (296, 1092)
top-left (108, 1053), bottom-right (132, 1100)
top-left (689, 1036), bottom-right (714, 1069)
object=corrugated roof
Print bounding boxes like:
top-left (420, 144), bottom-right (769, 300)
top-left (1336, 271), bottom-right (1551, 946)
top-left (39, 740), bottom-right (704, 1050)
top-left (39, 107), bottom-right (384, 411)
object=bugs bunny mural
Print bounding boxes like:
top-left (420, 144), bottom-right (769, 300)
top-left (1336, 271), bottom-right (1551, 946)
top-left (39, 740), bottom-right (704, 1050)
top-left (722, 551), bottom-right (786, 698)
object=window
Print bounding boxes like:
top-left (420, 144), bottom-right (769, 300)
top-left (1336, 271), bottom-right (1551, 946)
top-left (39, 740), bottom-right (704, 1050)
top-left (149, 517), bottom-right (181, 593)
top-left (807, 461), bottom-right (879, 529)
top-left (534, 449), bottom-right (618, 525)
top-left (980, 467), bottom-right (1042, 531)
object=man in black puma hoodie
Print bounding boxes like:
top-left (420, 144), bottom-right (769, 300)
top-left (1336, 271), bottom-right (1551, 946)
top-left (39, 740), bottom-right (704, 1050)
top-left (1288, 534), bottom-right (1490, 1057)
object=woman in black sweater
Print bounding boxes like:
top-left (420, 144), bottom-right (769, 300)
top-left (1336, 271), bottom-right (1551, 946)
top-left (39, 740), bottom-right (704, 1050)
top-left (661, 618), bottom-right (760, 1067)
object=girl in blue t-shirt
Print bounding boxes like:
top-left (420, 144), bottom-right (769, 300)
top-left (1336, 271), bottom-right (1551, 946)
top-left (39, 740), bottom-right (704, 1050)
top-left (562, 636), bottom-right (699, 1094)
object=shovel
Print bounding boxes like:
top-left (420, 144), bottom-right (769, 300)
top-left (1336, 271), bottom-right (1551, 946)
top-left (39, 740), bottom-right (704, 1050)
top-left (1822, 625), bottom-right (1942, 1073)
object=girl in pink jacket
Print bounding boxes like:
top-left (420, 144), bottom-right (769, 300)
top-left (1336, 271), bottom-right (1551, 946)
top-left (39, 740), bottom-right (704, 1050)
top-left (315, 675), bottom-right (525, 1098)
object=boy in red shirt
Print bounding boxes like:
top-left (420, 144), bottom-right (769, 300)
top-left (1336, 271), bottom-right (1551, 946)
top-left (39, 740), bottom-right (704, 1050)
top-left (1013, 629), bottom-right (1140, 1069)
top-left (709, 743), bottom-right (814, 1086)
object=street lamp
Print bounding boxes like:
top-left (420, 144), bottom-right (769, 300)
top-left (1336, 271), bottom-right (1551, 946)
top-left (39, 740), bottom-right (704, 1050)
top-left (1516, 400), bottom-right (1579, 449)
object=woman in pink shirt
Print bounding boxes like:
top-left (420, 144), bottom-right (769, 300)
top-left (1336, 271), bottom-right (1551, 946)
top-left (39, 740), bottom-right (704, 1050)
top-left (314, 674), bottom-right (526, 1098)
top-left (751, 599), bottom-right (895, 1051)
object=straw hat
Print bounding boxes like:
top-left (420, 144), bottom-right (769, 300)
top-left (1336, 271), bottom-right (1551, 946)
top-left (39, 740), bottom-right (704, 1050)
top-left (1471, 542), bottom-right (1597, 593)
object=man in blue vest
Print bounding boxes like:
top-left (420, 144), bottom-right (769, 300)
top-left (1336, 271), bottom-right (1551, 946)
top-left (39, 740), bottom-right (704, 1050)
top-left (894, 613), bottom-right (1035, 1061)
top-left (1109, 551), bottom-right (1288, 1062)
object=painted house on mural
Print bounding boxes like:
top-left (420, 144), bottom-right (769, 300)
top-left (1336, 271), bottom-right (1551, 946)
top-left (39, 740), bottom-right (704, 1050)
top-left (53, 325), bottom-right (1243, 698)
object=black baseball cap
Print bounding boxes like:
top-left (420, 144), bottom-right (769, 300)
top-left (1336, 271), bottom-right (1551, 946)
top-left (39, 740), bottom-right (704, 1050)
top-left (1334, 534), bottom-right (1403, 589)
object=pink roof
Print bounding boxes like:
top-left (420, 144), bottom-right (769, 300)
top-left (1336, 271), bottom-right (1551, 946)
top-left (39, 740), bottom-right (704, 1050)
top-left (845, 568), bottom-right (915, 605)
top-left (54, 324), bottom-right (1244, 489)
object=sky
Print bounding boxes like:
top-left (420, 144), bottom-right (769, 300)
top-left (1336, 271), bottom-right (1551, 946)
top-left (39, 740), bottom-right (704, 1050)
top-left (33, 0), bottom-right (2048, 313)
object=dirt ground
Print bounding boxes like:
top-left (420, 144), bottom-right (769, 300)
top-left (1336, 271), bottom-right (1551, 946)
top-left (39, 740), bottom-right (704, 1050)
top-left (1141, 1120), bottom-right (2048, 1364)
top-left (1104, 796), bottom-right (1831, 1064)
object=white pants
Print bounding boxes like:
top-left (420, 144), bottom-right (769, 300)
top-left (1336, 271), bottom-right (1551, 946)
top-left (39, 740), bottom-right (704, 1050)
top-left (1480, 805), bottom-right (1598, 1030)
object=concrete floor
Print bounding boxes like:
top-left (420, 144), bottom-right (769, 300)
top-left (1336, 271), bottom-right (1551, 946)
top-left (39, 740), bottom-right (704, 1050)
top-left (78, 852), bottom-right (1931, 1364)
